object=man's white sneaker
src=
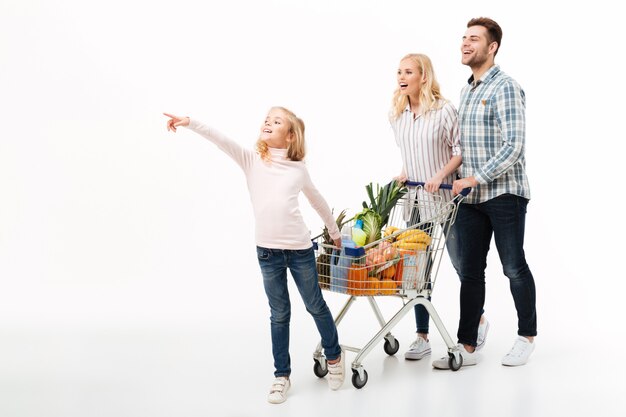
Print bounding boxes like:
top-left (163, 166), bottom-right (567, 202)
top-left (432, 344), bottom-right (478, 369)
top-left (502, 336), bottom-right (535, 366)
top-left (404, 337), bottom-right (432, 360)
top-left (327, 350), bottom-right (345, 390)
top-left (475, 318), bottom-right (490, 351)
top-left (267, 377), bottom-right (290, 404)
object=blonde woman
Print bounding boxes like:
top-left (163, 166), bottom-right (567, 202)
top-left (390, 54), bottom-right (488, 361)
top-left (164, 107), bottom-right (345, 403)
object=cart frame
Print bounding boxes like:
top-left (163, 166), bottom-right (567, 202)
top-left (312, 182), bottom-right (470, 388)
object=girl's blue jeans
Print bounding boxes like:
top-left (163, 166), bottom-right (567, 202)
top-left (256, 245), bottom-right (341, 378)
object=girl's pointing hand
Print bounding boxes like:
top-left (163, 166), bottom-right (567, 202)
top-left (163, 113), bottom-right (190, 132)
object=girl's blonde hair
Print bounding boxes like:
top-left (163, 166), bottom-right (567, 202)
top-left (256, 106), bottom-right (306, 162)
top-left (390, 53), bottom-right (445, 120)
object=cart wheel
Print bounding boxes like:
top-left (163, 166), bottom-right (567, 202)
top-left (351, 369), bottom-right (368, 389)
top-left (383, 337), bottom-right (400, 356)
top-left (313, 359), bottom-right (328, 378)
top-left (448, 352), bottom-right (463, 371)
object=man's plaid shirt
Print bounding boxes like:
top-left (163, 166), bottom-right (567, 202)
top-left (459, 65), bottom-right (531, 204)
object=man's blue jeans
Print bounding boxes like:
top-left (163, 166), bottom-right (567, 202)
top-left (257, 246), bottom-right (341, 377)
top-left (455, 194), bottom-right (537, 346)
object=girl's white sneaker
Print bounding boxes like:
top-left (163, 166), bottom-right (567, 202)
top-left (267, 377), bottom-right (290, 404)
top-left (327, 350), bottom-right (345, 390)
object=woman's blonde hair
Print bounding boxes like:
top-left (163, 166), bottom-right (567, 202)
top-left (390, 53), bottom-right (445, 120)
top-left (256, 106), bottom-right (306, 162)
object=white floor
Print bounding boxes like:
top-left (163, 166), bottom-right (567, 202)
top-left (1, 275), bottom-right (622, 417)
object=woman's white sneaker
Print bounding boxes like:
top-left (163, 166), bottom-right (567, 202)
top-left (267, 377), bottom-right (290, 404)
top-left (502, 336), bottom-right (535, 366)
top-left (475, 318), bottom-right (490, 351)
top-left (404, 337), bottom-right (432, 360)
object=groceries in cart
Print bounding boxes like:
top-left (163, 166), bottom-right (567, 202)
top-left (315, 209), bottom-right (350, 290)
top-left (322, 223), bottom-right (432, 296)
top-left (314, 180), bottom-right (437, 296)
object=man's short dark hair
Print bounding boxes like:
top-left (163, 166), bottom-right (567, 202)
top-left (467, 17), bottom-right (503, 55)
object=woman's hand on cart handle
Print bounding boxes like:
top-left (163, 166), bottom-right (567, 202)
top-left (164, 113), bottom-right (190, 132)
top-left (452, 177), bottom-right (477, 196)
top-left (393, 173), bottom-right (407, 184)
top-left (333, 237), bottom-right (342, 249)
top-left (424, 175), bottom-right (444, 193)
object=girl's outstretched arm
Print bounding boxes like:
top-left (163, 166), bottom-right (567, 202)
top-left (163, 112), bottom-right (254, 171)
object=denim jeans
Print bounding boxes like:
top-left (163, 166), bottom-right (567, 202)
top-left (455, 194), bottom-right (537, 346)
top-left (413, 221), bottom-right (460, 334)
top-left (257, 245), bottom-right (341, 378)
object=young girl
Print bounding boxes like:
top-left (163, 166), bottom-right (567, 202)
top-left (164, 107), bottom-right (345, 403)
top-left (390, 53), bottom-right (488, 361)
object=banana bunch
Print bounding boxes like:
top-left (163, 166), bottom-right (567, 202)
top-left (393, 241), bottom-right (428, 250)
top-left (391, 229), bottom-right (431, 250)
top-left (383, 226), bottom-right (400, 237)
top-left (397, 229), bottom-right (431, 244)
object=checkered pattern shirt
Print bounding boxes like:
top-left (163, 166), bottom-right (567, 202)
top-left (459, 65), bottom-right (531, 204)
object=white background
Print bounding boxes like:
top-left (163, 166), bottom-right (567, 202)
top-left (1, 1), bottom-right (624, 416)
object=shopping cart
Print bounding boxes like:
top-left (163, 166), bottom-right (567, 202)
top-left (312, 181), bottom-right (470, 388)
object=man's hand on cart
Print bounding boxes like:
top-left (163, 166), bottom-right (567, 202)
top-left (164, 113), bottom-right (190, 132)
top-left (452, 176), bottom-right (478, 195)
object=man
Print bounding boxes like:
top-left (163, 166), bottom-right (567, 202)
top-left (433, 17), bottom-right (537, 369)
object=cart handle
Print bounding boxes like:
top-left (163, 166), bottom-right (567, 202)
top-left (311, 241), bottom-right (366, 256)
top-left (405, 180), bottom-right (471, 197)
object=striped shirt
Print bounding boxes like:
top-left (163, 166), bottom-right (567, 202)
top-left (391, 100), bottom-right (461, 219)
top-left (458, 65), bottom-right (531, 204)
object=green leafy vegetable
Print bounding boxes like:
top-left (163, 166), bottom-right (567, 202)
top-left (354, 208), bottom-right (382, 245)
top-left (362, 180), bottom-right (407, 227)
